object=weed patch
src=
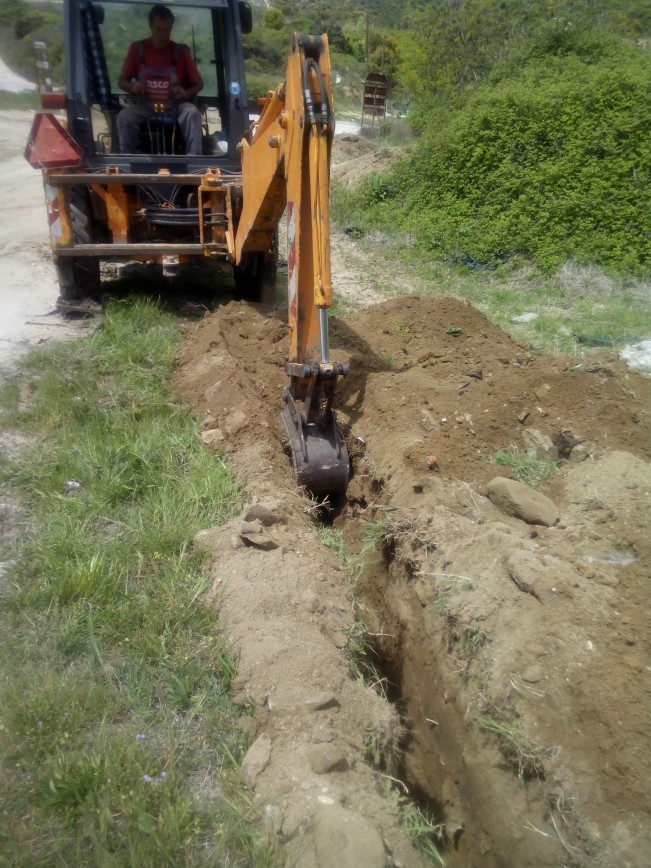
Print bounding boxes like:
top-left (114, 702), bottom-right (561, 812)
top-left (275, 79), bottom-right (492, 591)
top-left (488, 448), bottom-right (557, 487)
top-left (401, 800), bottom-right (446, 866)
top-left (478, 714), bottom-right (553, 781)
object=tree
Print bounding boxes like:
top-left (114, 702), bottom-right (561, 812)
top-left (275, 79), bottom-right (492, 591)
top-left (263, 7), bottom-right (285, 31)
top-left (395, 0), bottom-right (651, 111)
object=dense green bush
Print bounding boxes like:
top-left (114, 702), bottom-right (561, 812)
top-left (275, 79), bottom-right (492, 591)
top-left (388, 30), bottom-right (651, 274)
top-left (14, 11), bottom-right (43, 39)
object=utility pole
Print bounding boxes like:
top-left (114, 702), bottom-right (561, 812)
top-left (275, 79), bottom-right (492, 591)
top-left (365, 0), bottom-right (372, 63)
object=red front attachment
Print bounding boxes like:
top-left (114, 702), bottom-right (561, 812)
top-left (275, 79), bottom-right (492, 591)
top-left (24, 112), bottom-right (82, 169)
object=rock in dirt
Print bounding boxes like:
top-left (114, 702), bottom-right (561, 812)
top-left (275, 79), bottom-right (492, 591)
top-left (238, 715), bottom-right (258, 740)
top-left (242, 503), bottom-right (285, 526)
top-left (553, 429), bottom-right (582, 459)
top-left (240, 733), bottom-right (272, 789)
top-left (522, 664), bottom-right (544, 683)
top-left (267, 693), bottom-right (341, 716)
top-left (304, 694), bottom-right (341, 713)
top-left (313, 805), bottom-right (386, 868)
top-left (567, 442), bottom-right (590, 463)
top-left (239, 529), bottom-right (279, 551)
top-left (240, 519), bottom-right (264, 535)
top-left (219, 504), bottom-right (287, 550)
top-left (200, 428), bottom-right (223, 446)
top-left (487, 477), bottom-right (560, 526)
top-left (507, 549), bottom-right (578, 601)
top-left (521, 427), bottom-right (556, 458)
top-left (307, 742), bottom-right (349, 774)
top-left (223, 408), bottom-right (248, 435)
top-left (420, 408), bottom-right (440, 432)
top-left (263, 804), bottom-right (284, 835)
top-left (506, 550), bottom-right (544, 601)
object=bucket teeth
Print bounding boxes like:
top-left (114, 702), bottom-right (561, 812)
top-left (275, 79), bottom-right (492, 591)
top-left (281, 392), bottom-right (349, 497)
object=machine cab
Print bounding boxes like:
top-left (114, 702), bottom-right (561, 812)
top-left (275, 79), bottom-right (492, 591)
top-left (62, 0), bottom-right (253, 172)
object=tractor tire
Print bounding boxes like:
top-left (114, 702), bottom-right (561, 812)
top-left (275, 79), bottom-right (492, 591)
top-left (55, 187), bottom-right (102, 300)
top-left (55, 257), bottom-right (101, 301)
top-left (233, 237), bottom-right (278, 305)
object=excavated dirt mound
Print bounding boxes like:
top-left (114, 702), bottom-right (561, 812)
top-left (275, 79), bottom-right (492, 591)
top-left (330, 133), bottom-right (399, 190)
top-left (174, 295), bottom-right (651, 867)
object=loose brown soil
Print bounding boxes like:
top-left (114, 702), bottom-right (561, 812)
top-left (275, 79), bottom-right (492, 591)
top-left (174, 290), bottom-right (651, 866)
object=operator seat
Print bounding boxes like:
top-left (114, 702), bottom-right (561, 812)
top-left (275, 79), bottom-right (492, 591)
top-left (137, 113), bottom-right (187, 156)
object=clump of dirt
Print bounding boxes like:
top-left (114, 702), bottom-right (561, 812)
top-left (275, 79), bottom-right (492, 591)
top-left (174, 294), bottom-right (651, 867)
top-left (331, 133), bottom-right (401, 189)
top-left (331, 133), bottom-right (378, 165)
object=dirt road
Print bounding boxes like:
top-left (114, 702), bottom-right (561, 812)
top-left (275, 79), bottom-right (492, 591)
top-left (0, 111), bottom-right (89, 370)
top-left (0, 56), bottom-right (36, 93)
top-left (2, 108), bottom-right (650, 866)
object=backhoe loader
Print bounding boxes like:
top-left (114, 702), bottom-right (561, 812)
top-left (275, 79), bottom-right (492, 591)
top-left (25, 0), bottom-right (349, 497)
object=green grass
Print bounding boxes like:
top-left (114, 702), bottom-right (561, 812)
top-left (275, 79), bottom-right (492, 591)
top-left (317, 526), bottom-right (360, 584)
top-left (0, 90), bottom-right (40, 110)
top-left (477, 715), bottom-right (551, 781)
top-left (488, 448), bottom-right (557, 487)
top-left (457, 625), bottom-right (488, 659)
top-left (361, 518), bottom-right (388, 555)
top-left (425, 572), bottom-right (474, 621)
top-left (0, 298), bottom-right (278, 865)
top-left (316, 526), bottom-right (387, 696)
top-left (392, 798), bottom-right (445, 866)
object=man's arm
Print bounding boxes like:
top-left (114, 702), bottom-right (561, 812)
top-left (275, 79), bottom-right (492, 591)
top-left (118, 43), bottom-right (144, 94)
top-left (118, 73), bottom-right (145, 95)
top-left (173, 75), bottom-right (204, 100)
top-left (173, 45), bottom-right (204, 100)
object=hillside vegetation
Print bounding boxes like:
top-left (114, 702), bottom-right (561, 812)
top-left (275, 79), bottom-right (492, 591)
top-left (362, 23), bottom-right (651, 274)
top-left (0, 0), bottom-right (649, 276)
top-left (0, 0), bottom-right (63, 83)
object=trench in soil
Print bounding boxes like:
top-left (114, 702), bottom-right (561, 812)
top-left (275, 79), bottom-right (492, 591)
top-left (328, 484), bottom-right (494, 866)
top-left (326, 439), bottom-right (554, 868)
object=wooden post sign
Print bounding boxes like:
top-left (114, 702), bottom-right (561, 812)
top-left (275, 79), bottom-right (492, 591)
top-left (361, 72), bottom-right (388, 129)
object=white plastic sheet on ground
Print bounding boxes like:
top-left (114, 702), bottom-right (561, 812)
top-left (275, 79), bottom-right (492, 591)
top-left (620, 339), bottom-right (651, 376)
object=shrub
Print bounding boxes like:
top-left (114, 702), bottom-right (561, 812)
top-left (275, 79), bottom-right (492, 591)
top-left (392, 31), bottom-right (651, 274)
top-left (14, 11), bottom-right (44, 39)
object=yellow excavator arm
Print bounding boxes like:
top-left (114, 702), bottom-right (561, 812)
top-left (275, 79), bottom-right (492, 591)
top-left (235, 35), bottom-right (349, 497)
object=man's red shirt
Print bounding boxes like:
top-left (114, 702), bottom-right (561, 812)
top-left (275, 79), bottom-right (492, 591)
top-left (120, 39), bottom-right (201, 88)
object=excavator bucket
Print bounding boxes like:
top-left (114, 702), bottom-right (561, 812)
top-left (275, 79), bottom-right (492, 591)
top-left (281, 391), bottom-right (349, 497)
top-left (235, 32), bottom-right (350, 497)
